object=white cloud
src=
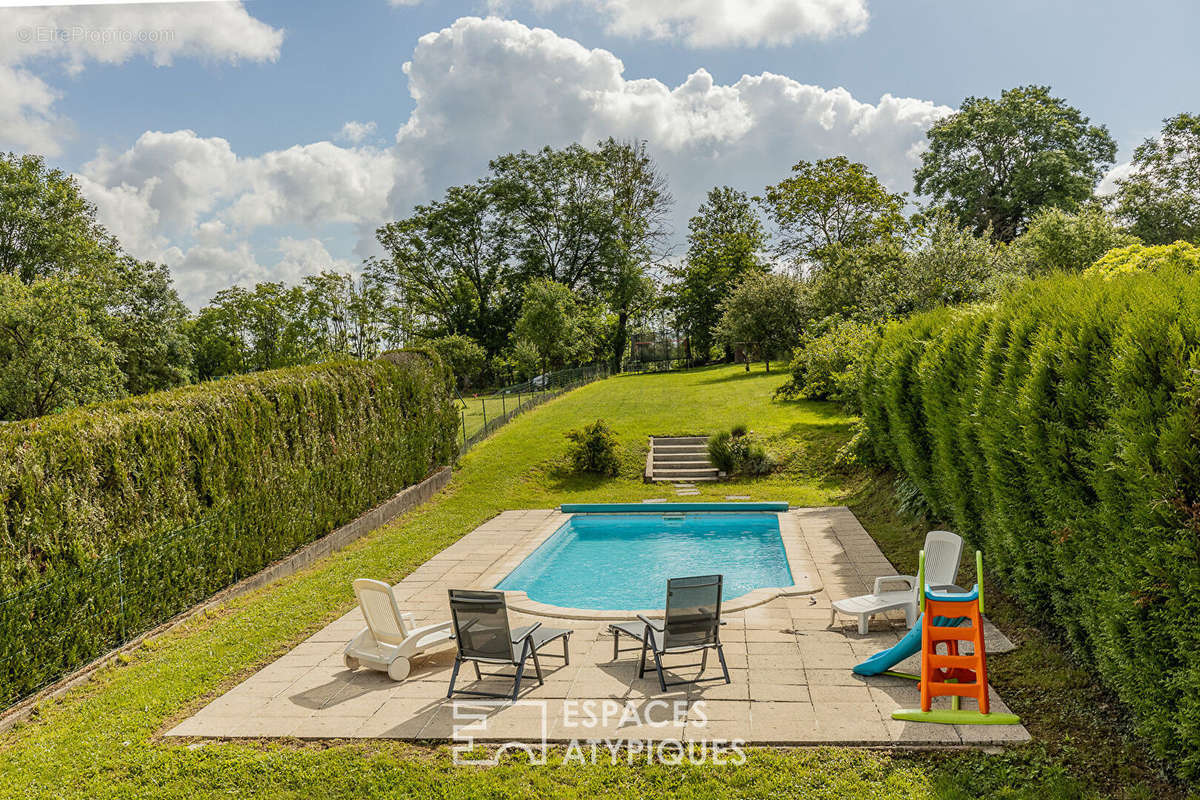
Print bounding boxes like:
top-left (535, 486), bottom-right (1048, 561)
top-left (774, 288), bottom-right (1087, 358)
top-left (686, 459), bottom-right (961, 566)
top-left (508, 0), bottom-right (870, 47)
top-left (1098, 160), bottom-right (1136, 197)
top-left (338, 120), bottom-right (378, 144)
top-left (0, 64), bottom-right (61, 153)
top-left (78, 16), bottom-right (948, 307)
top-left (0, 1), bottom-right (281, 154)
top-left (391, 17), bottom-right (947, 216)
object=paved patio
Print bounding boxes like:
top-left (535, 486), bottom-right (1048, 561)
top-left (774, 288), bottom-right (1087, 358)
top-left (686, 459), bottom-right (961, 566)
top-left (166, 507), bottom-right (1028, 746)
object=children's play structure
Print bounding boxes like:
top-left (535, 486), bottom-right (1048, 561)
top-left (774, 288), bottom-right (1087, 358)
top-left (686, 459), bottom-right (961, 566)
top-left (852, 549), bottom-right (1021, 726)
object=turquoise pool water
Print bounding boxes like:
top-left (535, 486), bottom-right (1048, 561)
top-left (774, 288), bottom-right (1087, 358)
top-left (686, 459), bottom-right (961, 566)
top-left (496, 513), bottom-right (792, 610)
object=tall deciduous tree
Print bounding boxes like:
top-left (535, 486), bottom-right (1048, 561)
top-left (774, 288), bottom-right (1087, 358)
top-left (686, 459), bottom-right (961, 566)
top-left (489, 145), bottom-right (615, 293)
top-left (597, 138), bottom-right (672, 371)
top-left (715, 272), bottom-right (807, 372)
top-left (914, 85), bottom-right (1117, 241)
top-left (372, 182), bottom-right (515, 356)
top-left (669, 186), bottom-right (767, 361)
top-left (759, 156), bottom-right (906, 271)
top-left (1113, 113), bottom-right (1200, 245)
top-left (0, 153), bottom-right (118, 283)
top-left (0, 274), bottom-right (124, 420)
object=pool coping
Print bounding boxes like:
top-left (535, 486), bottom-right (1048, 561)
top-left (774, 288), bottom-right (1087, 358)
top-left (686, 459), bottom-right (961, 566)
top-left (493, 509), bottom-right (824, 621)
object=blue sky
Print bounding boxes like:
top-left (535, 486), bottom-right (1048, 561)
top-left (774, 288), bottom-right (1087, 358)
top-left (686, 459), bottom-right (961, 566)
top-left (3, 1), bottom-right (1197, 305)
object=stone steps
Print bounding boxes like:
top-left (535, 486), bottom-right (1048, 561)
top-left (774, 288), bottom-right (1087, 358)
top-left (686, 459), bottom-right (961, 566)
top-left (646, 435), bottom-right (720, 482)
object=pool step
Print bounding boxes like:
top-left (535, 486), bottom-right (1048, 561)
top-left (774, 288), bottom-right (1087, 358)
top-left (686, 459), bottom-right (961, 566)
top-left (646, 435), bottom-right (720, 483)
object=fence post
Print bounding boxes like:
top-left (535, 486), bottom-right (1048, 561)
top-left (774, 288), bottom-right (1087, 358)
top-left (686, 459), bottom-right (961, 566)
top-left (461, 409), bottom-right (466, 450)
top-left (502, 392), bottom-right (506, 418)
top-left (115, 551), bottom-right (127, 644)
top-left (482, 397), bottom-right (488, 431)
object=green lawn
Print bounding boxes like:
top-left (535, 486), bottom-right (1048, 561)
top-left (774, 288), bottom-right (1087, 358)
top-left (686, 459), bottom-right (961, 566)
top-left (0, 365), bottom-right (1184, 799)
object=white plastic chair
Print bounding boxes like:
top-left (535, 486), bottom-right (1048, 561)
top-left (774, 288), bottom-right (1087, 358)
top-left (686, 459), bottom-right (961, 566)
top-left (830, 530), bottom-right (963, 635)
top-left (343, 578), bottom-right (453, 680)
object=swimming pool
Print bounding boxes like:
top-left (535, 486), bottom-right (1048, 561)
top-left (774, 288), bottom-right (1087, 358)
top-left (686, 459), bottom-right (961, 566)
top-left (496, 512), bottom-right (793, 611)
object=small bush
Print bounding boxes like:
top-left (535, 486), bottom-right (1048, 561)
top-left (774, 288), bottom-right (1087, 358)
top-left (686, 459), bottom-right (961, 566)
top-left (778, 317), bottom-right (880, 413)
top-left (708, 429), bottom-right (773, 476)
top-left (730, 422), bottom-right (749, 438)
top-left (741, 443), bottom-right (777, 476)
top-left (565, 419), bottom-right (620, 476)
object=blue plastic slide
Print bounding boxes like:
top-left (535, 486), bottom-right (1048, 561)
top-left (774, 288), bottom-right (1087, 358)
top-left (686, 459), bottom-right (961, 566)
top-left (852, 614), bottom-right (968, 676)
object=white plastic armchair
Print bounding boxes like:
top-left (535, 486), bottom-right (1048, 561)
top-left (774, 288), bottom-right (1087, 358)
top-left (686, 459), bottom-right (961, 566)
top-left (830, 530), bottom-right (963, 635)
top-left (343, 578), bottom-right (453, 681)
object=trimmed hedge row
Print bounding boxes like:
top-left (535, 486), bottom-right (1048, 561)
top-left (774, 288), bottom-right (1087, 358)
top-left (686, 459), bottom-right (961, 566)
top-left (0, 352), bottom-right (458, 704)
top-left (858, 267), bottom-right (1200, 777)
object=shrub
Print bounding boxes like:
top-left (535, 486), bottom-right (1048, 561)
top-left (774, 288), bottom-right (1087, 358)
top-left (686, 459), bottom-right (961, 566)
top-left (857, 268), bottom-right (1200, 778)
top-left (779, 317), bottom-right (879, 412)
top-left (0, 353), bottom-right (458, 705)
top-left (707, 431), bottom-right (738, 473)
top-left (1084, 241), bottom-right (1200, 279)
top-left (425, 334), bottom-right (487, 389)
top-left (565, 419), bottom-right (620, 476)
top-left (741, 443), bottom-right (777, 476)
top-left (708, 429), bottom-right (773, 476)
top-left (1010, 205), bottom-right (1140, 275)
top-left (730, 422), bottom-right (749, 438)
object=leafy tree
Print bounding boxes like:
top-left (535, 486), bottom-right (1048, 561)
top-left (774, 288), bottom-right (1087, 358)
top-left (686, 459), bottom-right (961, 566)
top-left (805, 239), bottom-right (907, 322)
top-left (669, 186), bottom-right (768, 361)
top-left (596, 138), bottom-right (672, 371)
top-left (759, 156), bottom-right (906, 270)
top-left (1113, 113), bottom-right (1200, 244)
top-left (100, 258), bottom-right (194, 395)
top-left (0, 152), bottom-right (193, 400)
top-left (372, 182), bottom-right (516, 356)
top-left (189, 282), bottom-right (314, 379)
top-left (512, 278), bottom-right (589, 374)
top-left (425, 334), bottom-right (487, 390)
top-left (715, 272), bottom-right (807, 372)
top-left (490, 145), bottom-right (616, 293)
top-left (0, 152), bottom-right (118, 283)
top-left (0, 274), bottom-right (124, 419)
top-left (1010, 205), bottom-right (1140, 274)
top-left (914, 85), bottom-right (1117, 241)
top-left (302, 270), bottom-right (388, 360)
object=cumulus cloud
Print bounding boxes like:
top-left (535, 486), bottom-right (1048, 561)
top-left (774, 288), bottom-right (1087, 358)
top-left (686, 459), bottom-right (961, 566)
top-left (390, 17), bottom-right (947, 220)
top-left (338, 120), bottom-right (378, 144)
top-left (505, 0), bottom-right (870, 47)
top-left (79, 16), bottom-right (947, 307)
top-left (0, 1), bottom-right (282, 154)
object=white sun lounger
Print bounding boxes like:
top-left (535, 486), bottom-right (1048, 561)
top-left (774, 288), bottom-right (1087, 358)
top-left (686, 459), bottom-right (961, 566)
top-left (830, 530), bottom-right (963, 635)
top-left (343, 578), bottom-right (453, 680)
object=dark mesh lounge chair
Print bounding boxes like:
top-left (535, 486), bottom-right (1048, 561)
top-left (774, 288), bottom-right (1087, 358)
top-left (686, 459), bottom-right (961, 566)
top-left (609, 575), bottom-right (731, 691)
top-left (446, 589), bottom-right (572, 701)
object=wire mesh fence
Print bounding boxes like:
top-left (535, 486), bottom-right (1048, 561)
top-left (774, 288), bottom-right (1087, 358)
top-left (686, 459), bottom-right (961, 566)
top-left (456, 362), bottom-right (611, 454)
top-left (0, 455), bottom-right (401, 711)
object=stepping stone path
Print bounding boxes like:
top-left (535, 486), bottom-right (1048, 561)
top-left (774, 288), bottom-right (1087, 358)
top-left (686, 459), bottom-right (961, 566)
top-left (726, 495), bottom-right (751, 500)
top-left (648, 436), bottom-right (719, 482)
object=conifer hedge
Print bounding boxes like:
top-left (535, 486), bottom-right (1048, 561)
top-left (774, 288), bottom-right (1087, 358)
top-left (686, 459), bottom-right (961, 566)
top-left (0, 353), bottom-right (458, 704)
top-left (858, 267), bottom-right (1200, 776)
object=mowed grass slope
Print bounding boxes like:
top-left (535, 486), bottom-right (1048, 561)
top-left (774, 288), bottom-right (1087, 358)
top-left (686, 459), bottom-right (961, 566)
top-left (0, 366), bottom-right (1179, 799)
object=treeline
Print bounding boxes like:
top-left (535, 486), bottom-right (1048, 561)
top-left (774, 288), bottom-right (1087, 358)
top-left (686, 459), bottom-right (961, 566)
top-left (4, 87), bottom-right (1198, 421)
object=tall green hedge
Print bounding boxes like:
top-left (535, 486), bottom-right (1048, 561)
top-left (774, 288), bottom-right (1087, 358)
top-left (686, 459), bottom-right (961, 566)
top-left (0, 353), bottom-right (458, 704)
top-left (858, 267), bottom-right (1200, 777)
